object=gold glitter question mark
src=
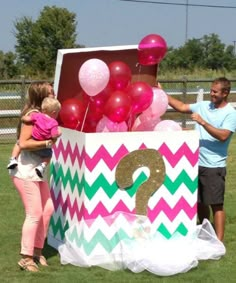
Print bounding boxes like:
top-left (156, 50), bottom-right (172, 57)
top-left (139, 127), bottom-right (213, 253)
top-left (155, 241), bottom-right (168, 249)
top-left (115, 149), bottom-right (165, 215)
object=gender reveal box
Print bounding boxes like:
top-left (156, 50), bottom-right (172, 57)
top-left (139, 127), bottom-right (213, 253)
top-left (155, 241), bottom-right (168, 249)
top-left (48, 46), bottom-right (199, 256)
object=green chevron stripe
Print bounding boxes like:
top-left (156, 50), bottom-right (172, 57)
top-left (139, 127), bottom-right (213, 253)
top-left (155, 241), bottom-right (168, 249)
top-left (84, 172), bottom-right (148, 199)
top-left (67, 227), bottom-right (131, 255)
top-left (50, 221), bottom-right (191, 255)
top-left (49, 216), bottom-right (69, 240)
top-left (51, 164), bottom-right (82, 194)
top-left (163, 171), bottom-right (198, 194)
top-left (157, 222), bottom-right (188, 239)
top-left (51, 162), bottom-right (147, 198)
top-left (51, 163), bottom-right (196, 198)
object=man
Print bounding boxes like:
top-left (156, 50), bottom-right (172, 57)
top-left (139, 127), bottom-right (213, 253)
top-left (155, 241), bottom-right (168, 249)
top-left (168, 77), bottom-right (236, 241)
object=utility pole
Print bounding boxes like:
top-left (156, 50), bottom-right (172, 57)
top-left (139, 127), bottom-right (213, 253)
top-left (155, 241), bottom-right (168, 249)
top-left (185, 0), bottom-right (189, 42)
top-left (233, 41), bottom-right (236, 55)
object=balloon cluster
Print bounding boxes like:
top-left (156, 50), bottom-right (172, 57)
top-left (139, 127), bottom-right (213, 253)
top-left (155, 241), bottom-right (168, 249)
top-left (59, 34), bottom-right (181, 133)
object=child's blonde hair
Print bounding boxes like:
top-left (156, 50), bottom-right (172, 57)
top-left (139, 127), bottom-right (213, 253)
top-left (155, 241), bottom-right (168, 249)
top-left (41, 97), bottom-right (61, 114)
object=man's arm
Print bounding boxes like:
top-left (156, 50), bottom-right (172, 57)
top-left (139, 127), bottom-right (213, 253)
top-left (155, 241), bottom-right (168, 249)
top-left (191, 113), bottom-right (232, 142)
top-left (168, 95), bottom-right (192, 113)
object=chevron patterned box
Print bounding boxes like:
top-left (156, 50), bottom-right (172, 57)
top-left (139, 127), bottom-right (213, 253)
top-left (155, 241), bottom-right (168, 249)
top-left (48, 128), bottom-right (199, 253)
top-left (47, 46), bottom-right (199, 259)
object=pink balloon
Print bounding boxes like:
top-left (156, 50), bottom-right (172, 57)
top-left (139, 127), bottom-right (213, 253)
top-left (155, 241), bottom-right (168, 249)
top-left (154, 120), bottom-right (182, 131)
top-left (78, 58), bottom-right (110, 96)
top-left (143, 87), bottom-right (168, 118)
top-left (132, 113), bottom-right (161, 131)
top-left (108, 61), bottom-right (132, 91)
top-left (96, 116), bottom-right (128, 132)
top-left (127, 81), bottom-right (153, 114)
top-left (138, 34), bottom-right (167, 66)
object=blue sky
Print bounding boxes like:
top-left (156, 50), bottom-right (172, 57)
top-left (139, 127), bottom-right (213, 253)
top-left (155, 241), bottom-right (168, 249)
top-left (1, 0), bottom-right (236, 52)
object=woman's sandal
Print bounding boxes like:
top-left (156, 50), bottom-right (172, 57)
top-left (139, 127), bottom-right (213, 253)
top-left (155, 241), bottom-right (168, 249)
top-left (18, 258), bottom-right (39, 272)
top-left (33, 255), bottom-right (48, 266)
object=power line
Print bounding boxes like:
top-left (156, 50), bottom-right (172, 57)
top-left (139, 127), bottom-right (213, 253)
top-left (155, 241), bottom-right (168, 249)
top-left (120, 0), bottom-right (236, 43)
top-left (120, 0), bottom-right (236, 9)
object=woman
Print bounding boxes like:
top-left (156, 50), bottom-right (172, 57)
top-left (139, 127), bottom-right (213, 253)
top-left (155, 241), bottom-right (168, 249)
top-left (9, 82), bottom-right (56, 272)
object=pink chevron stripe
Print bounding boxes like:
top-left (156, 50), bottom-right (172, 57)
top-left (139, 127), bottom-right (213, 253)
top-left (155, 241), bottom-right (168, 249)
top-left (54, 141), bottom-right (131, 170)
top-left (158, 142), bottom-right (199, 167)
top-left (148, 196), bottom-right (197, 222)
top-left (85, 144), bottom-right (129, 171)
top-left (51, 190), bottom-right (196, 225)
top-left (53, 140), bottom-right (84, 166)
top-left (51, 190), bottom-right (134, 222)
top-left (53, 141), bottom-right (198, 171)
top-left (85, 143), bottom-right (150, 171)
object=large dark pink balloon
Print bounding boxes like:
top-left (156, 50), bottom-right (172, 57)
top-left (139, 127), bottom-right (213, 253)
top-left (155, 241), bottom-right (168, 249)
top-left (104, 90), bottom-right (132, 123)
top-left (59, 98), bottom-right (86, 130)
top-left (108, 61), bottom-right (132, 91)
top-left (127, 81), bottom-right (153, 114)
top-left (138, 34), bottom-right (167, 66)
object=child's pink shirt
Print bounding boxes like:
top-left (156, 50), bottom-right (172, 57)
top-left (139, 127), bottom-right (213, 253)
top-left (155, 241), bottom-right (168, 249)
top-left (30, 112), bottom-right (60, 140)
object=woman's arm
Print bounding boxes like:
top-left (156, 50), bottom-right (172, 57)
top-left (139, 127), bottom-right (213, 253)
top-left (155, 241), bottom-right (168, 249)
top-left (18, 123), bottom-right (54, 150)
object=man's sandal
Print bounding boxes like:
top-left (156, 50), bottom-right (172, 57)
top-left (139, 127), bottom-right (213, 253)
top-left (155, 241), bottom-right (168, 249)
top-left (18, 258), bottom-right (39, 272)
top-left (33, 255), bottom-right (48, 266)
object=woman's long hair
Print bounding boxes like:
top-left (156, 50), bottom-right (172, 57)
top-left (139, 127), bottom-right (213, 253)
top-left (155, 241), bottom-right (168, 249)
top-left (16, 82), bottom-right (52, 138)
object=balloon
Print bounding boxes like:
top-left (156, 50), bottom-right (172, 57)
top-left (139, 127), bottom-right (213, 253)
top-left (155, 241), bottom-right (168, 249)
top-left (83, 116), bottom-right (99, 133)
top-left (88, 84), bottom-right (112, 115)
top-left (59, 98), bottom-right (86, 130)
top-left (82, 101), bottom-right (104, 133)
top-left (143, 87), bottom-right (168, 118)
top-left (154, 120), bottom-right (182, 131)
top-left (127, 81), bottom-right (153, 114)
top-left (132, 113), bottom-right (161, 131)
top-left (104, 90), bottom-right (132, 123)
top-left (138, 34), bottom-right (167, 65)
top-left (108, 61), bottom-right (132, 90)
top-left (78, 58), bottom-right (110, 96)
top-left (96, 116), bottom-right (128, 132)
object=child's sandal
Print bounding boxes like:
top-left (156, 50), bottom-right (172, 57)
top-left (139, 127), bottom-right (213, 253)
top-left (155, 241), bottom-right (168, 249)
top-left (18, 258), bottom-right (39, 272)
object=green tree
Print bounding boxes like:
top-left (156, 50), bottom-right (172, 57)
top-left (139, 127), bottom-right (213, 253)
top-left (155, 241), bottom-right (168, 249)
top-left (160, 33), bottom-right (236, 73)
top-left (0, 51), bottom-right (19, 79)
top-left (14, 6), bottom-right (78, 78)
top-left (200, 34), bottom-right (225, 70)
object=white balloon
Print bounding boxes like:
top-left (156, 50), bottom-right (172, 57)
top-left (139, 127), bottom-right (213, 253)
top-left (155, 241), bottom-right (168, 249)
top-left (78, 58), bottom-right (110, 96)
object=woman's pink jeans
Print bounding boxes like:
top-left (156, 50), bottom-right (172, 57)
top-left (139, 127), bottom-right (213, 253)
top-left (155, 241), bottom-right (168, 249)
top-left (12, 177), bottom-right (54, 256)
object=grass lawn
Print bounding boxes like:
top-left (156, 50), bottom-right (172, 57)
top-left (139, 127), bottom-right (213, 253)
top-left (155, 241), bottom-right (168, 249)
top-left (1, 139), bottom-right (236, 283)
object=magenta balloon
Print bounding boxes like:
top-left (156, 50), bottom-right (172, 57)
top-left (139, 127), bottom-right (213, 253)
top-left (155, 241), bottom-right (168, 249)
top-left (127, 81), bottom-right (153, 114)
top-left (59, 98), bottom-right (86, 130)
top-left (108, 61), bottom-right (132, 91)
top-left (89, 85), bottom-right (112, 115)
top-left (154, 120), bottom-right (182, 131)
top-left (104, 90), bottom-right (132, 123)
top-left (143, 87), bottom-right (168, 118)
top-left (78, 58), bottom-right (110, 96)
top-left (96, 116), bottom-right (128, 132)
top-left (138, 34), bottom-right (167, 66)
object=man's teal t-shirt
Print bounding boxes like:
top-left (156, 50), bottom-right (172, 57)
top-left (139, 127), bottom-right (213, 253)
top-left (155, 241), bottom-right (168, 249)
top-left (190, 101), bottom-right (236, 168)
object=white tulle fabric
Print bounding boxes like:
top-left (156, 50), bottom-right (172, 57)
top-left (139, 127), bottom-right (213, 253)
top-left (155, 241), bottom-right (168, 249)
top-left (58, 214), bottom-right (225, 276)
